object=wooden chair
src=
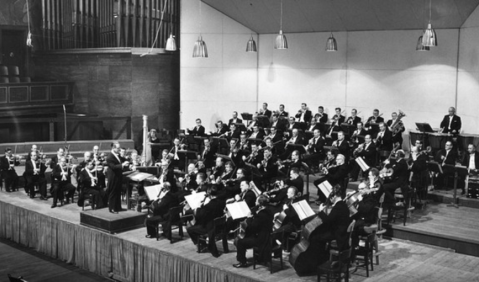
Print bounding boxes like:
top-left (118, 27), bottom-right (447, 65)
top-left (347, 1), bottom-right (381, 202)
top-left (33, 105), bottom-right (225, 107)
top-left (355, 233), bottom-right (375, 277)
top-left (155, 206), bottom-right (185, 243)
top-left (9, 77), bottom-right (20, 83)
top-left (329, 220), bottom-right (356, 257)
top-left (197, 215), bottom-right (228, 253)
top-left (0, 66), bottom-right (8, 76)
top-left (7, 274), bottom-right (28, 282)
top-left (390, 186), bottom-right (414, 226)
top-left (253, 229), bottom-right (284, 274)
top-left (20, 77), bottom-right (31, 82)
top-left (0, 77), bottom-right (9, 83)
top-left (317, 248), bottom-right (352, 282)
top-left (8, 66), bottom-right (19, 76)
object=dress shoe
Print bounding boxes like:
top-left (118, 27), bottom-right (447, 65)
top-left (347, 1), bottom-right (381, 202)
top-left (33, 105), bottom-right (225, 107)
top-left (145, 235), bottom-right (154, 239)
top-left (65, 200), bottom-right (70, 204)
top-left (211, 252), bottom-right (220, 258)
top-left (51, 204), bottom-right (57, 209)
top-left (233, 262), bottom-right (248, 268)
top-left (109, 209), bottom-right (118, 214)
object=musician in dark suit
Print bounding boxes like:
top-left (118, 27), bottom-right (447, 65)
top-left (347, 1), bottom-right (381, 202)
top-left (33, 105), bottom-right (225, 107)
top-left (0, 148), bottom-right (20, 192)
top-left (224, 180), bottom-right (258, 239)
top-left (304, 129), bottom-right (325, 166)
top-left (145, 182), bottom-right (179, 238)
top-left (79, 160), bottom-right (107, 209)
top-left (307, 119), bottom-right (321, 132)
top-left (349, 135), bottom-right (377, 181)
top-left (49, 147), bottom-right (66, 169)
top-left (106, 142), bottom-right (131, 213)
top-left (283, 167), bottom-right (304, 193)
top-left (147, 129), bottom-right (161, 161)
top-left (313, 106), bottom-right (329, 124)
top-left (51, 157), bottom-right (76, 208)
top-left (228, 111), bottom-right (243, 127)
top-left (461, 144), bottom-right (479, 195)
top-left (212, 120), bottom-right (228, 136)
top-left (199, 138), bottom-right (216, 168)
top-left (293, 185), bottom-right (350, 276)
top-left (440, 107), bottom-right (461, 135)
top-left (434, 141), bottom-right (458, 190)
top-left (287, 116), bottom-right (302, 131)
top-left (243, 143), bottom-right (263, 167)
top-left (314, 154), bottom-right (349, 203)
top-left (187, 118), bottom-right (206, 136)
top-left (329, 107), bottom-right (346, 132)
top-left (227, 139), bottom-right (244, 169)
top-left (257, 148), bottom-right (278, 185)
top-left (383, 150), bottom-right (410, 205)
top-left (375, 122), bottom-right (393, 152)
top-left (346, 109), bottom-right (361, 126)
top-left (266, 126), bottom-right (283, 144)
top-left (277, 104), bottom-right (289, 118)
top-left (259, 102), bottom-right (272, 118)
top-left (248, 125), bottom-right (265, 140)
top-left (187, 185), bottom-right (226, 258)
top-left (295, 103), bottom-right (312, 124)
top-left (366, 109), bottom-right (384, 125)
top-left (224, 124), bottom-right (241, 141)
top-left (24, 151), bottom-right (48, 199)
top-left (350, 122), bottom-right (367, 148)
top-left (387, 112), bottom-right (405, 147)
top-left (272, 186), bottom-right (302, 251)
top-left (233, 194), bottom-right (274, 268)
top-left (333, 131), bottom-right (350, 161)
top-left (270, 115), bottom-right (287, 133)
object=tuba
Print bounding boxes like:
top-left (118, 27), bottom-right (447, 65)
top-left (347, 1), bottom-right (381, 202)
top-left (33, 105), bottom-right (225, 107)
top-left (390, 110), bottom-right (406, 136)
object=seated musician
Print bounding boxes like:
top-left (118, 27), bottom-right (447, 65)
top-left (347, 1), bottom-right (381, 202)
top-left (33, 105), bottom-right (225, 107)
top-left (409, 140), bottom-right (429, 183)
top-left (269, 167), bottom-right (304, 204)
top-left (272, 186), bottom-right (302, 252)
top-left (314, 154), bottom-right (349, 204)
top-left (350, 122), bottom-right (367, 148)
top-left (145, 182), bottom-right (179, 239)
top-left (287, 116), bottom-right (301, 131)
top-left (303, 129), bottom-right (325, 167)
top-left (249, 125), bottom-right (264, 140)
top-left (332, 131), bottom-right (349, 161)
top-left (257, 147), bottom-right (278, 186)
top-left (50, 147), bottom-right (66, 169)
top-left (307, 119), bottom-right (321, 132)
top-left (263, 137), bottom-right (281, 156)
top-left (75, 151), bottom-right (92, 179)
top-left (238, 134), bottom-right (250, 151)
top-left (212, 161), bottom-right (234, 187)
top-left (277, 104), bottom-right (289, 118)
top-left (440, 107), bottom-right (461, 135)
top-left (349, 134), bottom-right (377, 182)
top-left (179, 163), bottom-right (198, 191)
top-left (51, 157), bottom-right (76, 208)
top-left (271, 114), bottom-right (287, 133)
top-left (434, 141), bottom-right (457, 190)
top-left (295, 103), bottom-right (312, 124)
top-left (79, 160), bottom-right (107, 209)
top-left (328, 107), bottom-right (346, 134)
top-left (197, 160), bottom-right (207, 174)
top-left (187, 118), bottom-right (206, 136)
top-left (259, 102), bottom-right (272, 118)
top-left (228, 111), bottom-right (243, 127)
top-left (346, 108), bottom-right (361, 126)
top-left (199, 138), bottom-right (216, 168)
top-left (293, 185), bottom-right (350, 276)
top-left (210, 157), bottom-right (225, 182)
top-left (155, 149), bottom-right (170, 167)
top-left (24, 151), bottom-right (48, 199)
top-left (0, 148), bottom-right (20, 192)
top-left (461, 144), bottom-right (479, 195)
top-left (223, 123), bottom-right (241, 141)
top-left (148, 129), bottom-right (161, 161)
top-left (383, 150), bottom-right (409, 206)
top-left (375, 122), bottom-right (393, 154)
top-left (159, 160), bottom-right (178, 193)
top-left (212, 120), bottom-right (228, 136)
top-left (279, 149), bottom-right (303, 176)
top-left (387, 112), bottom-right (405, 147)
top-left (243, 143), bottom-right (263, 167)
top-left (227, 139), bottom-right (244, 168)
top-left (233, 194), bottom-right (274, 267)
top-left (285, 128), bottom-right (305, 150)
top-left (26, 144), bottom-right (39, 162)
top-left (366, 109), bottom-right (384, 125)
top-left (247, 113), bottom-right (265, 133)
top-left (187, 185), bottom-right (226, 258)
top-left (223, 167), bottom-right (247, 199)
top-left (265, 127), bottom-right (282, 144)
top-left (313, 106), bottom-right (329, 124)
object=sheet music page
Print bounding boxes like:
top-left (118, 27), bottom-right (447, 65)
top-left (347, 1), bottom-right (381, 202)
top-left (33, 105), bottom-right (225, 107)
top-left (144, 184), bottom-right (162, 201)
top-left (185, 192), bottom-right (207, 210)
top-left (128, 172), bottom-right (154, 182)
top-left (227, 201), bottom-right (251, 220)
top-left (292, 200), bottom-right (315, 220)
top-left (355, 157), bottom-right (370, 171)
top-left (318, 181), bottom-right (332, 199)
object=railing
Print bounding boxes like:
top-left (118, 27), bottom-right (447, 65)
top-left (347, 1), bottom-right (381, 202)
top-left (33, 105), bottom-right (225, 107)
top-left (0, 81), bottom-right (74, 109)
top-left (42, 0), bottom-right (180, 50)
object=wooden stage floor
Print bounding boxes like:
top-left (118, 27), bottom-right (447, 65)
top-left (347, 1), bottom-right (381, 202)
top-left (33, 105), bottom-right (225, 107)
top-left (2, 188), bottom-right (479, 281)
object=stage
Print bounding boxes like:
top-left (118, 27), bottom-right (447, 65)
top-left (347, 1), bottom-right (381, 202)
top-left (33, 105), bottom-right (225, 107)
top-left (2, 185), bottom-right (479, 281)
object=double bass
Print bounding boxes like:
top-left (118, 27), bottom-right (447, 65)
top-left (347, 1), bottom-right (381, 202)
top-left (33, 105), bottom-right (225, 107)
top-left (289, 214), bottom-right (323, 271)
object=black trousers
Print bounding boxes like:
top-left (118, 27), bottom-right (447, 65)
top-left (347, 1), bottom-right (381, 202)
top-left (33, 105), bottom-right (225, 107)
top-left (51, 181), bottom-right (76, 205)
top-left (187, 225), bottom-right (222, 256)
top-left (145, 214), bottom-right (167, 237)
top-left (235, 237), bottom-right (257, 264)
top-left (25, 175), bottom-right (47, 198)
top-left (3, 170), bottom-right (19, 191)
top-left (85, 187), bottom-right (106, 209)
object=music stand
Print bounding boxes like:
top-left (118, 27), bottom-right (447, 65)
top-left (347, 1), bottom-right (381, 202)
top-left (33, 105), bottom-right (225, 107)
top-left (245, 162), bottom-right (262, 178)
top-left (300, 162), bottom-right (315, 202)
top-left (247, 138), bottom-right (266, 146)
top-left (241, 113), bottom-right (253, 121)
top-left (194, 136), bottom-right (208, 152)
top-left (234, 122), bottom-right (247, 132)
top-left (426, 161), bottom-right (442, 191)
top-left (416, 123), bottom-right (435, 133)
top-left (211, 137), bottom-right (229, 155)
top-left (136, 166), bottom-right (160, 177)
top-left (340, 123), bottom-right (355, 137)
top-left (443, 164), bottom-right (468, 208)
top-left (177, 150), bottom-right (198, 172)
top-left (257, 115), bottom-right (270, 128)
top-left (286, 143), bottom-right (306, 154)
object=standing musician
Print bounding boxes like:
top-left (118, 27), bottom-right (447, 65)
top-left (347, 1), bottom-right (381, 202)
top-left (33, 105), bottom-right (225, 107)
top-left (145, 182), bottom-right (179, 239)
top-left (375, 122), bottom-right (393, 152)
top-left (199, 138), bottom-right (216, 168)
top-left (349, 134), bottom-right (377, 182)
top-left (187, 118), bottom-right (206, 136)
top-left (329, 107), bottom-right (346, 135)
top-left (295, 103), bottom-right (312, 124)
top-left (211, 120), bottom-right (228, 136)
top-left (293, 185), bottom-right (350, 276)
top-left (383, 150), bottom-right (410, 206)
top-left (259, 102), bottom-right (272, 118)
top-left (387, 112), bottom-right (405, 147)
top-left (434, 141), bottom-right (458, 190)
top-left (233, 195), bottom-right (274, 268)
top-left (24, 151), bottom-right (48, 199)
top-left (0, 148), bottom-right (20, 192)
top-left (439, 107), bottom-right (461, 135)
top-left (270, 115), bottom-right (287, 133)
top-left (228, 111), bottom-right (243, 127)
top-left (51, 156), bottom-right (76, 208)
top-left (147, 129), bottom-right (161, 161)
top-left (314, 154), bottom-right (349, 204)
top-left (106, 142), bottom-right (131, 214)
top-left (462, 144), bottom-right (479, 195)
top-left (314, 106), bottom-right (329, 124)
top-left (332, 131), bottom-right (350, 161)
top-left (346, 109), bottom-right (361, 126)
top-left (303, 129), bottom-right (325, 167)
top-left (187, 185), bottom-right (226, 258)
top-left (350, 122), bottom-right (367, 148)
top-left (277, 104), bottom-right (289, 118)
top-left (79, 160), bottom-right (107, 209)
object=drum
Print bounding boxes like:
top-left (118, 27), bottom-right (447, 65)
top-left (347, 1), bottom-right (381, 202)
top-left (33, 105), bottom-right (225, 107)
top-left (427, 133), bottom-right (453, 151)
top-left (458, 134), bottom-right (479, 152)
top-left (467, 176), bottom-right (479, 199)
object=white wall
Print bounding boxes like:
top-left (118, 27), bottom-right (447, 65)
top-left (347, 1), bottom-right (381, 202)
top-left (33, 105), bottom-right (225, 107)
top-left (180, 0), bottom-right (258, 131)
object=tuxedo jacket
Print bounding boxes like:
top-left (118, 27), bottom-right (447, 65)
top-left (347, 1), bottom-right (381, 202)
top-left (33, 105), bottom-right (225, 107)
top-left (334, 139), bottom-right (350, 160)
top-left (435, 149), bottom-right (457, 166)
top-left (358, 142), bottom-right (377, 167)
top-left (440, 115), bottom-right (461, 134)
top-left (314, 113), bottom-right (329, 124)
top-left (187, 125), bottom-right (205, 136)
top-left (24, 159), bottom-right (47, 178)
top-left (228, 118), bottom-right (243, 127)
top-left (367, 116), bottom-right (384, 124)
top-left (295, 110), bottom-right (312, 123)
top-left (375, 129), bottom-right (393, 151)
top-left (462, 153), bottom-right (479, 169)
top-left (346, 116), bottom-right (361, 126)
top-left (317, 201), bottom-right (350, 250)
top-left (308, 136), bottom-right (325, 155)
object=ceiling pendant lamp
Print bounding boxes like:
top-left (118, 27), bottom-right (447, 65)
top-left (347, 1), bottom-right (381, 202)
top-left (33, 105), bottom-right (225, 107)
top-left (193, 0), bottom-right (207, 58)
top-left (274, 0), bottom-right (288, 49)
top-left (422, 0), bottom-right (437, 47)
top-left (165, 34), bottom-right (177, 51)
top-left (246, 35), bottom-right (257, 52)
top-left (326, 32), bottom-right (337, 52)
top-left (416, 35), bottom-right (430, 51)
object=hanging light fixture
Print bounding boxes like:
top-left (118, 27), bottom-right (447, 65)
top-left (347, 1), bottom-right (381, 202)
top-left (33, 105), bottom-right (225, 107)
top-left (274, 0), bottom-right (288, 49)
top-left (422, 0), bottom-right (437, 47)
top-left (193, 0), bottom-right (208, 57)
top-left (326, 32), bottom-right (337, 52)
top-left (165, 0), bottom-right (176, 52)
top-left (246, 35), bottom-right (257, 52)
top-left (416, 35), bottom-right (430, 51)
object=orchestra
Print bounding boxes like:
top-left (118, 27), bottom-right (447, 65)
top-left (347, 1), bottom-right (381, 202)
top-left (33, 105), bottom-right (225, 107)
top-left (2, 104), bottom-right (478, 279)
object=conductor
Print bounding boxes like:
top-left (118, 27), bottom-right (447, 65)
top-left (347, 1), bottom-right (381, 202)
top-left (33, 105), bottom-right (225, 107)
top-left (106, 142), bottom-right (131, 213)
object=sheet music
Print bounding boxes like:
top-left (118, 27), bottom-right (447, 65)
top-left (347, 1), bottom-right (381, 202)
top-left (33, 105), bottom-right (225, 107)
top-left (355, 157), bottom-right (370, 171)
top-left (144, 184), bottom-right (162, 201)
top-left (127, 171), bottom-right (154, 182)
top-left (226, 201), bottom-right (251, 220)
top-left (318, 181), bottom-right (332, 198)
top-left (185, 192), bottom-right (207, 210)
top-left (292, 200), bottom-right (315, 221)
